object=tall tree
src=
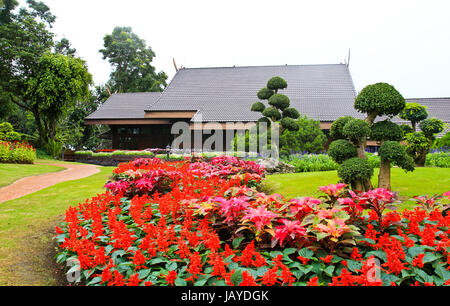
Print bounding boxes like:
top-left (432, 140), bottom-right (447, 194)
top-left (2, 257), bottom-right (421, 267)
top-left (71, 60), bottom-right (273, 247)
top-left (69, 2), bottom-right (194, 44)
top-left (100, 26), bottom-right (167, 93)
top-left (251, 76), bottom-right (300, 156)
top-left (0, 1), bottom-right (92, 146)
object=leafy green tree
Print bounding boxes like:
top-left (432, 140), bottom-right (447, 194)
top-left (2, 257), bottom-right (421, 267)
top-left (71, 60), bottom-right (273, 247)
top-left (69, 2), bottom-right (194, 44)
top-left (399, 103), bottom-right (428, 132)
top-left (0, 0), bottom-right (92, 149)
top-left (280, 116), bottom-right (327, 156)
top-left (251, 76), bottom-right (300, 156)
top-left (399, 102), bottom-right (445, 166)
top-left (370, 120), bottom-right (414, 189)
top-left (100, 26), bottom-right (168, 93)
top-left (329, 83), bottom-right (409, 191)
top-left (23, 52), bottom-right (92, 144)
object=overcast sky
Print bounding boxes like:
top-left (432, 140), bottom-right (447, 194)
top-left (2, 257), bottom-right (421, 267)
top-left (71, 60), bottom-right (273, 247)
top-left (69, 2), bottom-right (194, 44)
top-left (24, 0), bottom-right (450, 98)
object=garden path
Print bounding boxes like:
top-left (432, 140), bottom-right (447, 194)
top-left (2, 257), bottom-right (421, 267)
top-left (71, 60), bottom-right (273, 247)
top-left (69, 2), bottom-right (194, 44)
top-left (0, 163), bottom-right (99, 203)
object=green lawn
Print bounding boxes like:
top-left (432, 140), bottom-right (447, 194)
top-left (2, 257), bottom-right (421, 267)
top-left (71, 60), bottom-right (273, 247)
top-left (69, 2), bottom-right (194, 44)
top-left (0, 161), bottom-right (65, 187)
top-left (264, 167), bottom-right (450, 210)
top-left (0, 165), bottom-right (115, 285)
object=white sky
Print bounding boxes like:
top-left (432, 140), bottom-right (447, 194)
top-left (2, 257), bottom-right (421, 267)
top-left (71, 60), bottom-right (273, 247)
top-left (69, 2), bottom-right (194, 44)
top-left (21, 0), bottom-right (450, 98)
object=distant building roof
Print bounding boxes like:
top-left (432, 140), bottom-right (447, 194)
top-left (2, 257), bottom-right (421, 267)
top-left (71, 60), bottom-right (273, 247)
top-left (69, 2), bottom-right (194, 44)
top-left (146, 64), bottom-right (359, 122)
top-left (86, 92), bottom-right (161, 120)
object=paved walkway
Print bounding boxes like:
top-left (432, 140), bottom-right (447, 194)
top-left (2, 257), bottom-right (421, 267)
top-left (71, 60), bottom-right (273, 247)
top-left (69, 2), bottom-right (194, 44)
top-left (0, 163), bottom-right (100, 203)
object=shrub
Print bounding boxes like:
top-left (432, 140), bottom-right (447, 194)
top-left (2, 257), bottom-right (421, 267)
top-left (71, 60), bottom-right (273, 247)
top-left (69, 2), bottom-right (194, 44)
top-left (268, 94), bottom-right (290, 111)
top-left (283, 154), bottom-right (339, 172)
top-left (370, 120), bottom-right (403, 142)
top-left (337, 157), bottom-right (374, 189)
top-left (280, 116), bottom-right (327, 156)
top-left (330, 116), bottom-right (354, 140)
top-left (343, 119), bottom-right (371, 143)
top-left (328, 139), bottom-right (357, 164)
top-left (425, 151), bottom-right (450, 168)
top-left (0, 122), bottom-right (22, 142)
top-left (0, 140), bottom-right (36, 164)
top-left (419, 118), bottom-right (444, 138)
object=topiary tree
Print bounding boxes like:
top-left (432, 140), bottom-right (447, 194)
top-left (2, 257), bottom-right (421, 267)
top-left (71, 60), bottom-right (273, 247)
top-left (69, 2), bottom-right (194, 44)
top-left (251, 76), bottom-right (300, 156)
top-left (337, 157), bottom-right (374, 191)
top-left (400, 102), bottom-right (445, 166)
top-left (328, 117), bottom-right (372, 191)
top-left (369, 120), bottom-right (414, 189)
top-left (404, 119), bottom-right (444, 166)
top-left (399, 103), bottom-right (428, 132)
top-left (329, 83), bottom-right (411, 191)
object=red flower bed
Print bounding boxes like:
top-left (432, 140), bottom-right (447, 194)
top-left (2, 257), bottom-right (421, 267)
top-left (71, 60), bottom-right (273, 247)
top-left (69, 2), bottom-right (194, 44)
top-left (55, 156), bottom-right (450, 286)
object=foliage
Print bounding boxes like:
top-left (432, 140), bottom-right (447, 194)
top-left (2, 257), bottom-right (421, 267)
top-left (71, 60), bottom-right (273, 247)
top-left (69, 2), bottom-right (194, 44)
top-left (0, 140), bottom-right (36, 164)
top-left (55, 158), bottom-right (450, 286)
top-left (405, 132), bottom-right (433, 166)
top-left (337, 158), bottom-right (374, 189)
top-left (433, 131), bottom-right (450, 149)
top-left (370, 120), bottom-right (403, 142)
top-left (251, 76), bottom-right (301, 156)
top-left (23, 52), bottom-right (92, 142)
top-left (354, 83), bottom-right (406, 120)
top-left (399, 103), bottom-right (428, 130)
top-left (342, 119), bottom-right (371, 144)
top-left (99, 26), bottom-right (167, 93)
top-left (328, 139), bottom-right (357, 164)
top-left (400, 124), bottom-right (414, 137)
top-left (0, 1), bottom-right (93, 147)
top-left (419, 118), bottom-right (444, 138)
top-left (282, 154), bottom-right (339, 173)
top-left (379, 141), bottom-right (414, 172)
top-left (330, 116), bottom-right (354, 140)
top-left (279, 116), bottom-right (327, 156)
top-left (425, 151), bottom-right (450, 168)
top-left (0, 122), bottom-right (21, 141)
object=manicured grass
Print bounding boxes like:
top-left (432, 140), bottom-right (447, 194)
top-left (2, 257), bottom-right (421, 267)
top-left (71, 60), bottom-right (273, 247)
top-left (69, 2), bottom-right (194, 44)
top-left (0, 165), bottom-right (115, 285)
top-left (264, 167), bottom-right (450, 210)
top-left (0, 161), bottom-right (65, 187)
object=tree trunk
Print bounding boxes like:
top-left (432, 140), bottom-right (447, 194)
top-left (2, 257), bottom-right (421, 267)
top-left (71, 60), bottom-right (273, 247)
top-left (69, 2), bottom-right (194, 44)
top-left (32, 105), bottom-right (46, 146)
top-left (378, 159), bottom-right (391, 190)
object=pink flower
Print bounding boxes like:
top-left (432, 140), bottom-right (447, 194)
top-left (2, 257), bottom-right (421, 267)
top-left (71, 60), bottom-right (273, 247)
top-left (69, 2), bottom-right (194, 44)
top-left (319, 183), bottom-right (347, 197)
top-left (289, 197), bottom-right (321, 217)
top-left (135, 177), bottom-right (154, 192)
top-left (274, 219), bottom-right (306, 246)
top-left (338, 197), bottom-right (364, 212)
top-left (104, 180), bottom-right (129, 194)
top-left (217, 196), bottom-right (250, 224)
top-left (242, 205), bottom-right (279, 232)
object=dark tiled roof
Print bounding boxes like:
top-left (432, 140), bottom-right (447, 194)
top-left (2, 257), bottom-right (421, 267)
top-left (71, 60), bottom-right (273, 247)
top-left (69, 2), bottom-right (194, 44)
top-left (146, 64), bottom-right (359, 122)
top-left (86, 92), bottom-right (161, 120)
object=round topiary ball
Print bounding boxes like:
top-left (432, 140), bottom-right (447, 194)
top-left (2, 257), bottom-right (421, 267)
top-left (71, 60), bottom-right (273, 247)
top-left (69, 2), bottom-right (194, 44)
top-left (338, 157), bottom-right (374, 186)
top-left (251, 102), bottom-right (266, 113)
top-left (378, 141), bottom-right (406, 162)
top-left (370, 120), bottom-right (403, 142)
top-left (400, 103), bottom-right (428, 124)
top-left (282, 107), bottom-right (300, 120)
top-left (419, 118), bottom-right (444, 138)
top-left (328, 139), bottom-right (358, 163)
top-left (281, 117), bottom-right (299, 131)
top-left (257, 88), bottom-right (275, 100)
top-left (355, 83), bottom-right (405, 118)
top-left (342, 118), bottom-right (371, 143)
top-left (330, 116), bottom-right (354, 140)
top-left (268, 94), bottom-right (290, 111)
top-left (267, 76), bottom-right (288, 91)
top-left (262, 107), bottom-right (282, 121)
